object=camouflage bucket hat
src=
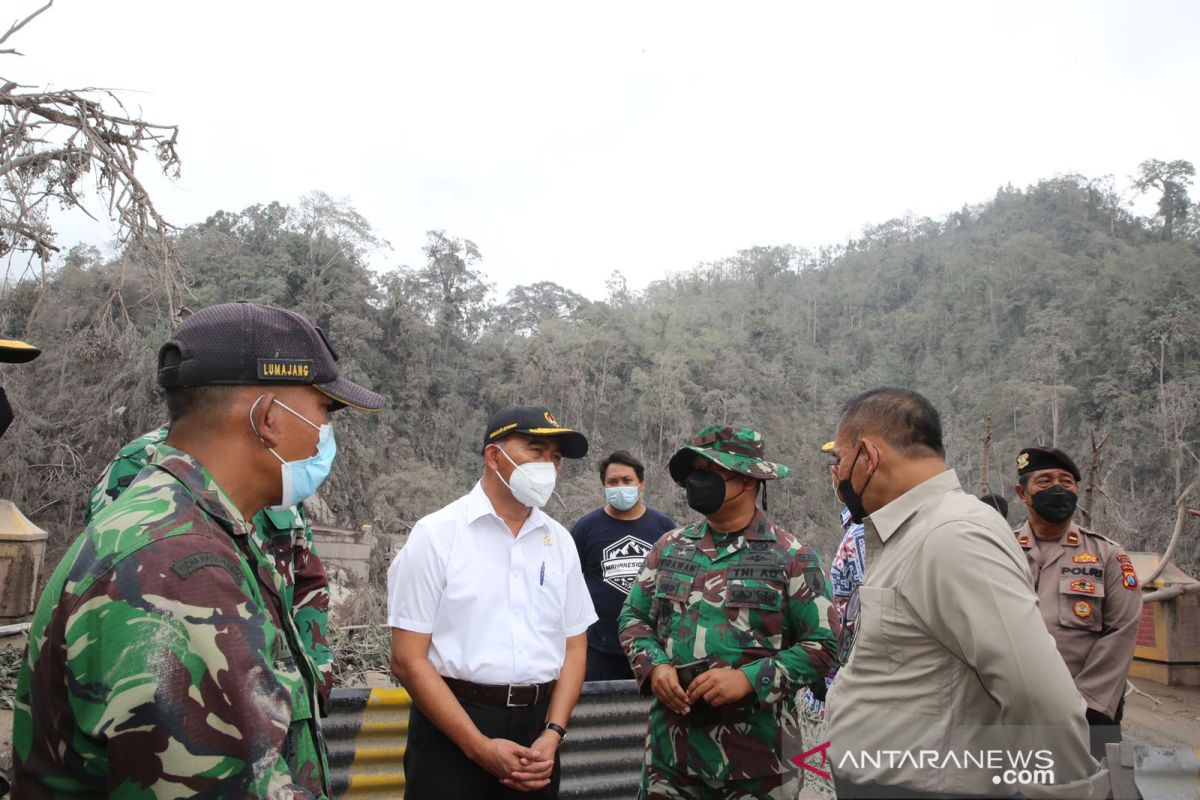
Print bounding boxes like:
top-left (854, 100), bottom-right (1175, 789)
top-left (668, 425), bottom-right (791, 485)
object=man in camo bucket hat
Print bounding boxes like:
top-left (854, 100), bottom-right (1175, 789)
top-left (619, 425), bottom-right (837, 799)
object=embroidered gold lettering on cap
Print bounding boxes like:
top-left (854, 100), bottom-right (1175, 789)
top-left (257, 358), bottom-right (314, 380)
top-left (489, 422), bottom-right (518, 440)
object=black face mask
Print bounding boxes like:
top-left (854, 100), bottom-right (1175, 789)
top-left (836, 445), bottom-right (875, 524)
top-left (1031, 485), bottom-right (1077, 524)
top-left (0, 387), bottom-right (13, 440)
top-left (685, 470), bottom-right (727, 515)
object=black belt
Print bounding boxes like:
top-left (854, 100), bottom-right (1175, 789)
top-left (443, 677), bottom-right (556, 708)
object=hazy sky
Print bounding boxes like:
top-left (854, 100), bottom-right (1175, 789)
top-left (14, 1), bottom-right (1200, 299)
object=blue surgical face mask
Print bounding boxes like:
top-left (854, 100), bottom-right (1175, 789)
top-left (251, 396), bottom-right (336, 510)
top-left (605, 486), bottom-right (640, 512)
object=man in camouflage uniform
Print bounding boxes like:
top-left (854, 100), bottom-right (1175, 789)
top-left (13, 302), bottom-right (383, 798)
top-left (85, 425), bottom-right (335, 706)
top-left (619, 426), bottom-right (837, 800)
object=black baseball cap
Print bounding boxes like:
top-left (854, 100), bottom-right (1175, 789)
top-left (1016, 446), bottom-right (1080, 481)
top-left (0, 338), bottom-right (40, 364)
top-left (157, 302), bottom-right (383, 412)
top-left (482, 404), bottom-right (588, 459)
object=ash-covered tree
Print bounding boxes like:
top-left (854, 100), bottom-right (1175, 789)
top-left (1133, 159), bottom-right (1194, 242)
top-left (0, 0), bottom-right (185, 322)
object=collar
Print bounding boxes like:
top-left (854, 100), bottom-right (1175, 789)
top-left (867, 469), bottom-right (960, 544)
top-left (1018, 519), bottom-right (1082, 547)
top-left (149, 444), bottom-right (252, 537)
top-left (465, 481), bottom-right (549, 536)
top-left (682, 508), bottom-right (776, 542)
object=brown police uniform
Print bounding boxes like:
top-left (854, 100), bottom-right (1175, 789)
top-left (1015, 521), bottom-right (1141, 756)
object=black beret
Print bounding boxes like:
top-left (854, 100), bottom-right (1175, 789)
top-left (1016, 446), bottom-right (1081, 481)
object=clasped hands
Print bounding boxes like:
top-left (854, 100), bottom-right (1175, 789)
top-left (648, 663), bottom-right (753, 715)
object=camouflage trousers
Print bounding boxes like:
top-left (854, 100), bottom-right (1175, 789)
top-left (639, 761), bottom-right (801, 800)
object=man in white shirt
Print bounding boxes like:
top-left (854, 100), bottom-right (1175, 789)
top-left (388, 404), bottom-right (597, 799)
top-left (824, 387), bottom-right (1103, 799)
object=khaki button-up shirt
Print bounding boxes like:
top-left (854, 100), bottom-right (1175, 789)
top-left (826, 470), bottom-right (1102, 798)
top-left (1016, 522), bottom-right (1141, 719)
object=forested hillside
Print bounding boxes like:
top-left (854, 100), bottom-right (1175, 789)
top-left (2, 172), bottom-right (1198, 575)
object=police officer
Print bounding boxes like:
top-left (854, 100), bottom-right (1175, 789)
top-left (13, 302), bottom-right (383, 798)
top-left (619, 426), bottom-right (837, 800)
top-left (1013, 445), bottom-right (1141, 762)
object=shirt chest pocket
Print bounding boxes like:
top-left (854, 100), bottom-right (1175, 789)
top-left (531, 561), bottom-right (567, 632)
top-left (1058, 576), bottom-right (1104, 632)
top-left (852, 585), bottom-right (901, 675)
top-left (655, 554), bottom-right (701, 604)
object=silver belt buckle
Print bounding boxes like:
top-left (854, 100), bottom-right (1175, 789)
top-left (507, 683), bottom-right (534, 707)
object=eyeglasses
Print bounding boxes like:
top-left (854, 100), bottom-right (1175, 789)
top-left (835, 586), bottom-right (860, 667)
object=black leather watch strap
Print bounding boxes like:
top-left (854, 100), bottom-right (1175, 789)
top-left (544, 722), bottom-right (567, 739)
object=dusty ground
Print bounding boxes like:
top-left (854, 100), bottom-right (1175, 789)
top-left (1123, 676), bottom-right (1200, 748)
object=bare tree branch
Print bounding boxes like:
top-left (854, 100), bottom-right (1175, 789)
top-left (0, 0), bottom-right (52, 52)
top-left (0, 3), bottom-right (189, 322)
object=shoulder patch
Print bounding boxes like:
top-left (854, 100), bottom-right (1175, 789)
top-left (172, 552), bottom-right (243, 582)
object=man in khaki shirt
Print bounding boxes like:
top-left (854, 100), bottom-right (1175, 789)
top-left (1013, 446), bottom-right (1141, 762)
top-left (824, 387), bottom-right (1101, 799)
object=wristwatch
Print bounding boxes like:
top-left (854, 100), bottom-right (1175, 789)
top-left (544, 722), bottom-right (567, 739)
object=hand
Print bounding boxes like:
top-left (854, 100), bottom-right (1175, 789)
top-left (649, 663), bottom-right (691, 715)
top-left (500, 730), bottom-right (558, 791)
top-left (471, 737), bottom-right (547, 788)
top-left (686, 667), bottom-right (753, 707)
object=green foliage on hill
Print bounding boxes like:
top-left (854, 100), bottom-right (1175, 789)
top-left (3, 173), bottom-right (1197, 575)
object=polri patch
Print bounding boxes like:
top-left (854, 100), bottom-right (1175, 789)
top-left (257, 358), bottom-right (314, 381)
top-left (172, 552), bottom-right (243, 582)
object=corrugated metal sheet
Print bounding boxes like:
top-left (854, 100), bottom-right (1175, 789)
top-left (559, 680), bottom-right (650, 799)
top-left (323, 681), bottom-right (650, 800)
top-left (325, 687), bottom-right (408, 799)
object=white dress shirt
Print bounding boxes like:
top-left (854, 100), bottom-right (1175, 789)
top-left (387, 481), bottom-right (597, 685)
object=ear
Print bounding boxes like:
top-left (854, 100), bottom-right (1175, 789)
top-left (861, 436), bottom-right (883, 471)
top-left (483, 443), bottom-right (502, 474)
top-left (250, 392), bottom-right (283, 450)
top-left (1014, 482), bottom-right (1028, 503)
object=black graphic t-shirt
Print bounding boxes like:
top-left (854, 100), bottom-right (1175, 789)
top-left (570, 506), bottom-right (676, 655)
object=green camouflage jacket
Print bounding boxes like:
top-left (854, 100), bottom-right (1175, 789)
top-left (618, 509), bottom-right (837, 781)
top-left (85, 426), bottom-right (333, 705)
top-left (15, 446), bottom-right (329, 798)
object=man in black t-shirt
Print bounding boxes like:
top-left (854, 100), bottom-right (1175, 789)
top-left (570, 450), bottom-right (676, 681)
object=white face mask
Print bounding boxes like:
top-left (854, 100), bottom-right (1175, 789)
top-left (493, 445), bottom-right (557, 508)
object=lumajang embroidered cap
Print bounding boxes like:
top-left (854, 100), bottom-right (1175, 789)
top-left (157, 301), bottom-right (383, 412)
